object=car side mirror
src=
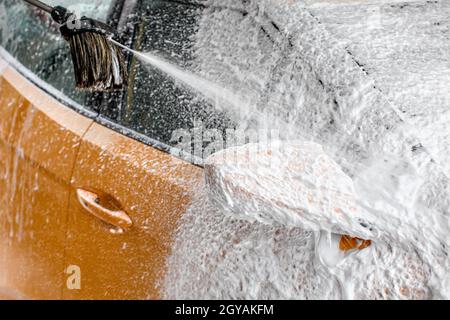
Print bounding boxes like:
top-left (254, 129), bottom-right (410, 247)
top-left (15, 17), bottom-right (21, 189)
top-left (204, 141), bottom-right (376, 243)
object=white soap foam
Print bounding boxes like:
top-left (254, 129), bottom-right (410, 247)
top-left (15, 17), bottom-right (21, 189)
top-left (199, 141), bottom-right (439, 299)
top-left (162, 0), bottom-right (449, 299)
top-left (163, 179), bottom-right (433, 300)
top-left (0, 59), bottom-right (7, 75)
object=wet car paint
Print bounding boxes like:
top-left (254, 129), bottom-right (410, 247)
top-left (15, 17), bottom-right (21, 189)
top-left (0, 56), bottom-right (203, 299)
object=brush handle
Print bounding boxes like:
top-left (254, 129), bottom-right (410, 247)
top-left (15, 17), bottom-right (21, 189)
top-left (23, 0), bottom-right (54, 14)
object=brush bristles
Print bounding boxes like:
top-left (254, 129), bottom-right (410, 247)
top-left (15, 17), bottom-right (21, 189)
top-left (67, 32), bottom-right (128, 91)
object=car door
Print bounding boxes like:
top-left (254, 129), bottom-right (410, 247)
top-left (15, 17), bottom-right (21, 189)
top-left (0, 0), bottom-right (114, 299)
top-left (62, 123), bottom-right (202, 299)
top-left (62, 0), bottom-right (221, 299)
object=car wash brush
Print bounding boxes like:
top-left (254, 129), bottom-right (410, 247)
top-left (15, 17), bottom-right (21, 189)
top-left (23, 0), bottom-right (128, 91)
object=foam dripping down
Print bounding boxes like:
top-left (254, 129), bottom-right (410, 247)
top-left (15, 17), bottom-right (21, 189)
top-left (193, 142), bottom-right (446, 299)
top-left (108, 18), bottom-right (449, 297)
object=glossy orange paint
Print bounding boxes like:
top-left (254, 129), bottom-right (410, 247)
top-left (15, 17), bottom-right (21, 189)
top-left (63, 123), bottom-right (202, 299)
top-left (0, 59), bottom-right (93, 299)
top-left (0, 56), bottom-right (203, 299)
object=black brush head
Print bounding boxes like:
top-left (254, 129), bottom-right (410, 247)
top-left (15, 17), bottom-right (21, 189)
top-left (58, 16), bottom-right (128, 91)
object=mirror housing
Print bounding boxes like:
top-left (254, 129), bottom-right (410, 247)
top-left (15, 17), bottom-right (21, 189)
top-left (204, 141), bottom-right (376, 241)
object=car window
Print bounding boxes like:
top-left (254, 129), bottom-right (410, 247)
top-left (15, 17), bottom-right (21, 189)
top-left (0, 0), bottom-right (115, 107)
top-left (112, 0), bottom-right (237, 162)
top-left (101, 0), bottom-right (286, 163)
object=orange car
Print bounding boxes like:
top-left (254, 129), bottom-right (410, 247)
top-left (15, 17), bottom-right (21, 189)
top-left (2, 0), bottom-right (380, 300)
top-left (0, 0), bottom-right (215, 299)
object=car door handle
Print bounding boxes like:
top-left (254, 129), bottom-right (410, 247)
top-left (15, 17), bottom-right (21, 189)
top-left (76, 189), bottom-right (132, 230)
